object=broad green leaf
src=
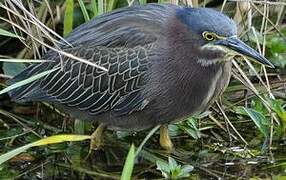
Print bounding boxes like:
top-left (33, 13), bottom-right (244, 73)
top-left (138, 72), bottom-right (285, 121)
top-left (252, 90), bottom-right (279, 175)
top-left (270, 99), bottom-right (286, 127)
top-left (251, 98), bottom-right (266, 114)
top-left (156, 157), bottom-right (193, 179)
top-left (243, 107), bottom-right (270, 138)
top-left (0, 68), bottom-right (59, 95)
top-left (0, 28), bottom-right (24, 39)
top-left (234, 106), bottom-right (249, 116)
top-left (181, 118), bottom-right (201, 139)
top-left (0, 134), bottom-right (91, 165)
top-left (64, 0), bottom-right (74, 37)
top-left (156, 160), bottom-right (169, 178)
top-left (3, 62), bottom-right (25, 77)
top-left (181, 165), bottom-right (194, 175)
top-left (168, 157), bottom-right (177, 170)
top-left (121, 144), bottom-right (135, 180)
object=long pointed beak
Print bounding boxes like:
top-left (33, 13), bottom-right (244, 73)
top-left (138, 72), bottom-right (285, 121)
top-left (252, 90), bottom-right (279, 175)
top-left (215, 37), bottom-right (275, 68)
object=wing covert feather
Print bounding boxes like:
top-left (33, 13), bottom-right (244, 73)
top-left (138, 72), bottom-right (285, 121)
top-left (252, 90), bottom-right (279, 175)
top-left (37, 44), bottom-right (152, 116)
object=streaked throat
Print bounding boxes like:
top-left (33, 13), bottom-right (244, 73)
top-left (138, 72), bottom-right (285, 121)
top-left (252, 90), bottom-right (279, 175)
top-left (198, 44), bottom-right (234, 67)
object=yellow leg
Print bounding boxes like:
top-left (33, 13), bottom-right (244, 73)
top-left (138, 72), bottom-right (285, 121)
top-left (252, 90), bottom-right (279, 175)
top-left (160, 125), bottom-right (173, 152)
top-left (90, 123), bottom-right (106, 150)
top-left (84, 123), bottom-right (106, 160)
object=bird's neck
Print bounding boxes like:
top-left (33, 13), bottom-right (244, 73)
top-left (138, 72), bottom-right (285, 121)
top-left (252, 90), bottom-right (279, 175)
top-left (144, 15), bottom-right (232, 122)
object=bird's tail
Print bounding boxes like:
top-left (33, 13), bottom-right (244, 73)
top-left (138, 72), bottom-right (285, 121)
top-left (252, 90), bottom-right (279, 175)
top-left (6, 63), bottom-right (51, 102)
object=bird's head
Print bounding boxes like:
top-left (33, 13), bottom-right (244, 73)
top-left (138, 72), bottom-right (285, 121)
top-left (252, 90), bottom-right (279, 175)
top-left (176, 7), bottom-right (274, 68)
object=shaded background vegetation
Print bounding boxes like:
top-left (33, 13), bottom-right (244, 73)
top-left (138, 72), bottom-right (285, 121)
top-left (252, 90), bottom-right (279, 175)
top-left (0, 0), bottom-right (285, 179)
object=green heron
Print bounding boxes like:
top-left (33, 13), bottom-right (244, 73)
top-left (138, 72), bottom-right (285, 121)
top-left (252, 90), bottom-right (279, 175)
top-left (7, 4), bottom-right (274, 151)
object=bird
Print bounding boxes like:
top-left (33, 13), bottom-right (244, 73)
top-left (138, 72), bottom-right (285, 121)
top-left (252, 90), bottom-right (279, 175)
top-left (7, 3), bottom-right (274, 151)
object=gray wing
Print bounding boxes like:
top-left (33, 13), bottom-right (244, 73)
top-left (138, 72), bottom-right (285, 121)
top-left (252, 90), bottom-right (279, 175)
top-left (9, 44), bottom-right (151, 116)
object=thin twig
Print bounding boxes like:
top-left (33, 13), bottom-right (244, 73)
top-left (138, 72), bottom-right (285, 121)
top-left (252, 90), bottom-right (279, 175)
top-left (135, 125), bottom-right (160, 157)
top-left (0, 16), bottom-right (108, 71)
top-left (216, 102), bottom-right (248, 145)
top-left (228, 0), bottom-right (286, 6)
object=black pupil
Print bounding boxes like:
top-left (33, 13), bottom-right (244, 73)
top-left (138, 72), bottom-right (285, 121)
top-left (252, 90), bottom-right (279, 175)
top-left (206, 34), bottom-right (213, 40)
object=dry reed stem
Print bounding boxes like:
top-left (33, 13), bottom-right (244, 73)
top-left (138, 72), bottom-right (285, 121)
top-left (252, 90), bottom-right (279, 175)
top-left (1, 0), bottom-right (107, 71)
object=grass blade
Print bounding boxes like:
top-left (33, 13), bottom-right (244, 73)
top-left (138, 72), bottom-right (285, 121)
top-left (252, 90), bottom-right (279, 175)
top-left (32, 134), bottom-right (90, 146)
top-left (98, 0), bottom-right (104, 15)
top-left (64, 0), bottom-right (74, 37)
top-left (139, 0), bottom-right (147, 5)
top-left (0, 28), bottom-right (24, 40)
top-left (121, 144), bottom-right (135, 180)
top-left (107, 0), bottom-right (116, 12)
top-left (0, 144), bottom-right (33, 165)
top-left (135, 125), bottom-right (160, 157)
top-left (0, 134), bottom-right (91, 165)
top-left (78, 0), bottom-right (90, 22)
top-left (0, 67), bottom-right (59, 95)
top-left (0, 59), bottom-right (50, 62)
top-left (91, 0), bottom-right (98, 17)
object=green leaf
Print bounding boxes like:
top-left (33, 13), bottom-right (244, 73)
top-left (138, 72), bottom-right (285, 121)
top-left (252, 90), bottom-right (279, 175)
top-left (91, 0), bottom-right (98, 17)
top-left (268, 37), bottom-right (286, 53)
top-left (121, 144), bottom-right (135, 180)
top-left (106, 0), bottom-right (116, 12)
top-left (139, 0), bottom-right (147, 5)
top-left (0, 134), bottom-right (91, 165)
top-left (139, 149), bottom-right (165, 163)
top-left (0, 28), bottom-right (24, 39)
top-left (64, 0), bottom-right (74, 37)
top-left (156, 160), bottom-right (170, 178)
top-left (168, 157), bottom-right (178, 170)
top-left (181, 118), bottom-right (201, 139)
top-left (270, 99), bottom-right (286, 127)
top-left (3, 62), bottom-right (26, 77)
top-left (157, 157), bottom-right (193, 179)
top-left (0, 143), bottom-right (33, 165)
top-left (0, 68), bottom-right (59, 95)
top-left (0, 59), bottom-right (48, 63)
top-left (181, 165), bottom-right (194, 175)
top-left (234, 106), bottom-right (249, 116)
top-left (98, 0), bottom-right (104, 15)
top-left (78, 0), bottom-right (90, 22)
top-left (243, 107), bottom-right (270, 138)
top-left (251, 98), bottom-right (266, 115)
top-left (32, 134), bottom-right (90, 146)
top-left (1, 60), bottom-right (47, 78)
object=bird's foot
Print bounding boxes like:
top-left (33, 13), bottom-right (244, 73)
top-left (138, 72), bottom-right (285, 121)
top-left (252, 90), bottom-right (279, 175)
top-left (85, 124), bottom-right (106, 160)
top-left (160, 125), bottom-right (173, 153)
top-left (90, 123), bottom-right (106, 150)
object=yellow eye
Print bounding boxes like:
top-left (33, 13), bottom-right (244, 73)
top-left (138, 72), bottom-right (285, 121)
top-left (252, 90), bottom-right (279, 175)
top-left (202, 32), bottom-right (216, 41)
